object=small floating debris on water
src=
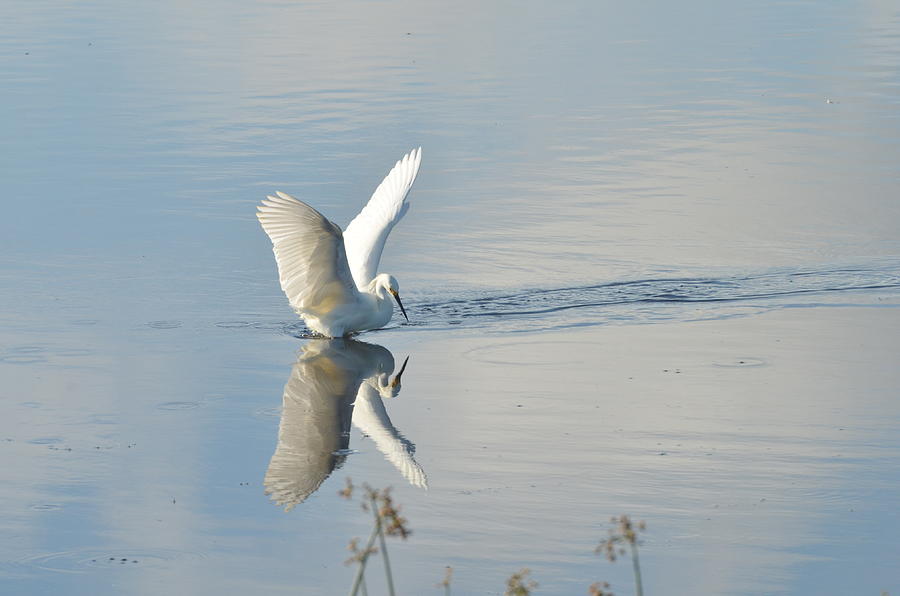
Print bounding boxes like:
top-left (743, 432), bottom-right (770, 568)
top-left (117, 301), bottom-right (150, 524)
top-left (23, 548), bottom-right (201, 571)
top-left (30, 503), bottom-right (63, 511)
top-left (93, 556), bottom-right (140, 564)
top-left (215, 321), bottom-right (253, 329)
top-left (156, 401), bottom-right (201, 411)
top-left (713, 357), bottom-right (766, 368)
top-left (147, 320), bottom-right (182, 329)
top-left (252, 406), bottom-right (282, 419)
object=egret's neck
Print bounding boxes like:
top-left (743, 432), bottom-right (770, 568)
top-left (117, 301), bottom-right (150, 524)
top-left (366, 275), bottom-right (392, 299)
top-left (366, 279), bottom-right (383, 298)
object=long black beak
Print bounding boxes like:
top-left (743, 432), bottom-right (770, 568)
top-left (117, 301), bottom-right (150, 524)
top-left (390, 355), bottom-right (410, 389)
top-left (390, 289), bottom-right (409, 322)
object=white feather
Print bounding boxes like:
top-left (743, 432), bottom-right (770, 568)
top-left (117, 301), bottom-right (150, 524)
top-left (264, 346), bottom-right (359, 511)
top-left (256, 191), bottom-right (359, 316)
top-left (353, 382), bottom-right (429, 489)
top-left (257, 149), bottom-right (422, 336)
top-left (344, 147), bottom-right (422, 289)
top-left (264, 339), bottom-right (427, 511)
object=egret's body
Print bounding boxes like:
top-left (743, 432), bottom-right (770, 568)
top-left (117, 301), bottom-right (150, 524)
top-left (257, 148), bottom-right (422, 337)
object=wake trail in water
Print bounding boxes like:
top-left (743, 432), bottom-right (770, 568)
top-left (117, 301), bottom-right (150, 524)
top-left (276, 262), bottom-right (900, 337)
top-left (407, 262), bottom-right (900, 332)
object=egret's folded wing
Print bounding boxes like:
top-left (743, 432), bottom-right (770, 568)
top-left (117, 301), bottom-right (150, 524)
top-left (352, 385), bottom-right (428, 489)
top-left (257, 192), bottom-right (358, 315)
top-left (343, 147), bottom-right (422, 288)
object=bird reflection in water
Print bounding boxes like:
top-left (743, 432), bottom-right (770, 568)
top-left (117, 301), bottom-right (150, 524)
top-left (264, 338), bottom-right (427, 511)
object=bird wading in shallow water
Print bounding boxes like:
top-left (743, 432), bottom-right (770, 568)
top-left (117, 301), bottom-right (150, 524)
top-left (257, 148), bottom-right (422, 337)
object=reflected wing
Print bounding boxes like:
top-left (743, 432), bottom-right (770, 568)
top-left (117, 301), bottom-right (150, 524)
top-left (343, 148), bottom-right (422, 288)
top-left (352, 384), bottom-right (428, 489)
top-left (257, 191), bottom-right (358, 315)
top-left (264, 348), bottom-right (360, 511)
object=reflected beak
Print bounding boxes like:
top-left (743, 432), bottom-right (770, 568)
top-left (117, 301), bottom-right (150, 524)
top-left (390, 355), bottom-right (410, 389)
top-left (389, 289), bottom-right (409, 322)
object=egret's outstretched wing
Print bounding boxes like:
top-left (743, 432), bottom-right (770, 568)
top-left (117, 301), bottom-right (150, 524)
top-left (257, 192), bottom-right (358, 315)
top-left (343, 147), bottom-right (422, 288)
top-left (352, 384), bottom-right (428, 489)
top-left (264, 345), bottom-right (359, 511)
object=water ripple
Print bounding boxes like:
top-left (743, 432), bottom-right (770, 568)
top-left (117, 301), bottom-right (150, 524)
top-left (14, 548), bottom-right (207, 574)
top-left (411, 262), bottom-right (900, 331)
top-left (275, 262), bottom-right (900, 337)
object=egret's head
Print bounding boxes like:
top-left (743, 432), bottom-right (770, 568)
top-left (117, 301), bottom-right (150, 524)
top-left (375, 355), bottom-right (410, 398)
top-left (384, 275), bottom-right (400, 294)
top-left (373, 274), bottom-right (408, 322)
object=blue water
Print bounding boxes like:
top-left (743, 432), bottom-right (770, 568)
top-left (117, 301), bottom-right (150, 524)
top-left (2, 1), bottom-right (900, 594)
top-left (384, 261), bottom-right (900, 332)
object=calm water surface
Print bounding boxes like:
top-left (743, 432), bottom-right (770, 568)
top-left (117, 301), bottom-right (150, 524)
top-left (2, 1), bottom-right (899, 594)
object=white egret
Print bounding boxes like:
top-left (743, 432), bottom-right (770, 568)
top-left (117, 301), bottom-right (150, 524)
top-left (257, 148), bottom-right (422, 337)
top-left (264, 338), bottom-right (425, 511)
